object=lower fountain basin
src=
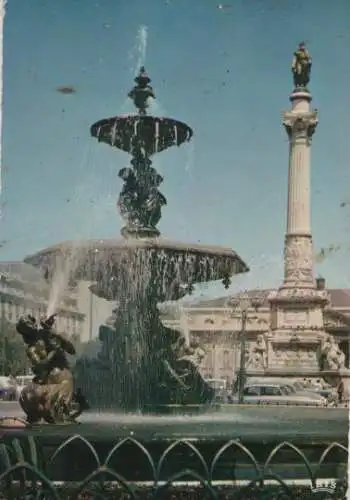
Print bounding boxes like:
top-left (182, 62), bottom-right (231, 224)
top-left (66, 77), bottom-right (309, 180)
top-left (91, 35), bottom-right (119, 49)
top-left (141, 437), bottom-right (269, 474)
top-left (0, 405), bottom-right (347, 486)
top-left (1, 403), bottom-right (347, 441)
top-left (24, 237), bottom-right (249, 300)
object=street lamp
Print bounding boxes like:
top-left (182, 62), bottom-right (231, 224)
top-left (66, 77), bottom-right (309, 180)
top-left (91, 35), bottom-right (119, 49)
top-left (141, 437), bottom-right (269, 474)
top-left (227, 292), bottom-right (262, 404)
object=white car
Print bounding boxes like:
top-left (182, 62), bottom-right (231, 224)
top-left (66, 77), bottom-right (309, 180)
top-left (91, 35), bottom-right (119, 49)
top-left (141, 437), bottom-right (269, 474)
top-left (248, 377), bottom-right (326, 402)
top-left (232, 383), bottom-right (326, 406)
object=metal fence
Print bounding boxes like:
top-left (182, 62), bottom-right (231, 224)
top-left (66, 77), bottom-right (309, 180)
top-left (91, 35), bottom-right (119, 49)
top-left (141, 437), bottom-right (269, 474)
top-left (0, 434), bottom-right (347, 499)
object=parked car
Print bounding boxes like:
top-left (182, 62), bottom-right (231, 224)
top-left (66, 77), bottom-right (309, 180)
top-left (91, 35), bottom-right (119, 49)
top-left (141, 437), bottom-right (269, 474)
top-left (232, 383), bottom-right (326, 406)
top-left (248, 377), bottom-right (326, 402)
top-left (0, 376), bottom-right (17, 401)
top-left (304, 381), bottom-right (334, 399)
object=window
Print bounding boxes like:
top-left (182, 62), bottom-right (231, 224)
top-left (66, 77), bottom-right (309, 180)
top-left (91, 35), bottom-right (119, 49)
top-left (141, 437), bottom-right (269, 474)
top-left (205, 349), bottom-right (214, 371)
top-left (223, 350), bottom-right (230, 369)
top-left (262, 386), bottom-right (282, 396)
top-left (244, 386), bottom-right (260, 396)
top-left (7, 302), bottom-right (13, 321)
top-left (292, 381), bottom-right (303, 390)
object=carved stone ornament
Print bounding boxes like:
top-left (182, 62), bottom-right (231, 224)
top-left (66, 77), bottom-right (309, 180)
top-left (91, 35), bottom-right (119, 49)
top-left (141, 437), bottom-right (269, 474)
top-left (272, 345), bottom-right (316, 367)
top-left (269, 287), bottom-right (329, 304)
top-left (204, 317), bottom-right (215, 325)
top-left (246, 334), bottom-right (267, 370)
top-left (284, 235), bottom-right (313, 283)
top-left (283, 110), bottom-right (318, 144)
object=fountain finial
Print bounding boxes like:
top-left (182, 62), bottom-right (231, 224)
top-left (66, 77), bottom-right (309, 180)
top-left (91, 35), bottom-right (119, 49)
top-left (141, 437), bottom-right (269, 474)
top-left (128, 67), bottom-right (155, 115)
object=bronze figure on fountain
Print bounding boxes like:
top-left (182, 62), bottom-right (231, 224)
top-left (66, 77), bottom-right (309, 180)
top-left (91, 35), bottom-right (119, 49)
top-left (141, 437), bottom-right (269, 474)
top-left (16, 314), bottom-right (89, 425)
top-left (117, 154), bottom-right (167, 237)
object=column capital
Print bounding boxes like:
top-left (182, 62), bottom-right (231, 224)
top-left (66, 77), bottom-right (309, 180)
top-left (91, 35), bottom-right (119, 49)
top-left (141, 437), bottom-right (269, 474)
top-left (283, 110), bottom-right (318, 144)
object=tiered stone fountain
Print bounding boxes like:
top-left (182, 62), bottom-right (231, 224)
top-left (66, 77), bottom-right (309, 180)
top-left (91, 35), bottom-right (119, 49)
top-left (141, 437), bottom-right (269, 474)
top-left (25, 68), bottom-right (249, 410)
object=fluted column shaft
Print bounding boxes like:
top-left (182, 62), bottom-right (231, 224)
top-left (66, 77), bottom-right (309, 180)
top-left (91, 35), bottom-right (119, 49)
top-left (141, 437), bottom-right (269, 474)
top-left (286, 135), bottom-right (311, 235)
top-left (282, 93), bottom-right (318, 288)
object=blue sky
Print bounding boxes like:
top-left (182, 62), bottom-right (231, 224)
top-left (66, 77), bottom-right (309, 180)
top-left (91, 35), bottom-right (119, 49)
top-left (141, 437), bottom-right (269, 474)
top-left (2, 0), bottom-right (350, 298)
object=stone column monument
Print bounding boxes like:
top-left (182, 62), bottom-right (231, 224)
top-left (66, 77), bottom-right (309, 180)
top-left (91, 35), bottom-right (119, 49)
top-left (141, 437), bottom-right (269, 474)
top-left (265, 45), bottom-right (350, 399)
top-left (267, 43), bottom-right (328, 374)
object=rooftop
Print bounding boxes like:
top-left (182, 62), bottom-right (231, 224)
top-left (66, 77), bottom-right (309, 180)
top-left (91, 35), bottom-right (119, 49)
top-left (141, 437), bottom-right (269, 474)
top-left (187, 288), bottom-right (350, 309)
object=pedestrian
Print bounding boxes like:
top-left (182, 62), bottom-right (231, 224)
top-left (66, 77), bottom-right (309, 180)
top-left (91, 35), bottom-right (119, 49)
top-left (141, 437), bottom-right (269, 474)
top-left (337, 380), bottom-right (344, 404)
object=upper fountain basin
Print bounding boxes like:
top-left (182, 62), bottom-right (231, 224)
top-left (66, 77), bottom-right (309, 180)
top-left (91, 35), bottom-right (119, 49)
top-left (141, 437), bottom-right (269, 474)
top-left (24, 238), bottom-right (249, 301)
top-left (90, 115), bottom-right (193, 156)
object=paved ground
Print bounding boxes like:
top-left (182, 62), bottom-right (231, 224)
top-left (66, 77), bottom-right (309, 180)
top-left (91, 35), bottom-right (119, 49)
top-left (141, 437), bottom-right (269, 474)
top-left (0, 401), bottom-right (348, 442)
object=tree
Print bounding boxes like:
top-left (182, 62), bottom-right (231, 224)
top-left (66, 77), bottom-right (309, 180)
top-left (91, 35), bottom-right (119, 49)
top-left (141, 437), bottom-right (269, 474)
top-left (0, 319), bottom-right (29, 375)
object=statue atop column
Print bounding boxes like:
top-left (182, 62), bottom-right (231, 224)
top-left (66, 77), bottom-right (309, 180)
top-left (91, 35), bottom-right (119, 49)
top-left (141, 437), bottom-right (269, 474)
top-left (291, 42), bottom-right (312, 90)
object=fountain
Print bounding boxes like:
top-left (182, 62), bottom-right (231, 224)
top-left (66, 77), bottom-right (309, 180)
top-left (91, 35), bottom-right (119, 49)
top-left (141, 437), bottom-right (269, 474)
top-left (23, 67), bottom-right (249, 412)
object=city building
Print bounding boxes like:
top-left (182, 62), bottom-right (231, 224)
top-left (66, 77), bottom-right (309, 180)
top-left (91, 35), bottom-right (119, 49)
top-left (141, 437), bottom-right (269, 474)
top-left (0, 261), bottom-right (85, 339)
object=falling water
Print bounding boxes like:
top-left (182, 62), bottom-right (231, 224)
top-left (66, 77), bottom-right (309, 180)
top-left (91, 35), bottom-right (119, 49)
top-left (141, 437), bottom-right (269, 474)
top-left (46, 195), bottom-right (115, 317)
top-left (46, 148), bottom-right (116, 317)
top-left (179, 304), bottom-right (191, 346)
top-left (136, 25), bottom-right (148, 72)
top-left (76, 238), bottom-right (226, 408)
top-left (148, 99), bottom-right (167, 116)
top-left (184, 138), bottom-right (195, 179)
top-left (46, 241), bottom-right (85, 318)
top-left (129, 25), bottom-right (148, 76)
top-left (115, 25), bottom-right (149, 115)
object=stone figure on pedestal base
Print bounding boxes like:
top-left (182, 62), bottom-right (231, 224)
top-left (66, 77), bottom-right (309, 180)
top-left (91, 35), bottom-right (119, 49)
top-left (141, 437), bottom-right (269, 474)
top-left (320, 335), bottom-right (345, 371)
top-left (15, 314), bottom-right (89, 425)
top-left (247, 334), bottom-right (267, 371)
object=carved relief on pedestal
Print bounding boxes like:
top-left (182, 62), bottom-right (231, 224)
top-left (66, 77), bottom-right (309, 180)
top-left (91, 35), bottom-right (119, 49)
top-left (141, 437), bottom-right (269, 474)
top-left (283, 110), bottom-right (318, 145)
top-left (284, 235), bottom-right (313, 283)
top-left (271, 287), bottom-right (329, 303)
top-left (283, 309), bottom-right (309, 326)
top-left (271, 344), bottom-right (317, 368)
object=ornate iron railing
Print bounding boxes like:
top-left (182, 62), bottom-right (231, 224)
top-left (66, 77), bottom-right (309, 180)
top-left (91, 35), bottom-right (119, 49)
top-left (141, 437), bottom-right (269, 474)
top-left (0, 434), bottom-right (347, 499)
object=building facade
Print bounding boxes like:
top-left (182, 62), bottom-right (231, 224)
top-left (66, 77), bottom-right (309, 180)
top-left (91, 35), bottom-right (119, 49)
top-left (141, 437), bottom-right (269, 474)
top-left (161, 281), bottom-right (350, 384)
top-left (0, 262), bottom-right (84, 339)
